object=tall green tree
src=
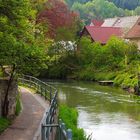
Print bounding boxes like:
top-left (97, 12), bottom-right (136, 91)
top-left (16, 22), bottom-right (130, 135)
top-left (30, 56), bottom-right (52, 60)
top-left (0, 0), bottom-right (47, 117)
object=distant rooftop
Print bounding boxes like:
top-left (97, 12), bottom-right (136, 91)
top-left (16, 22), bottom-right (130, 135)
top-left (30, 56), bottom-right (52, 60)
top-left (85, 26), bottom-right (122, 44)
top-left (102, 16), bottom-right (139, 30)
top-left (90, 20), bottom-right (104, 27)
top-left (125, 17), bottom-right (140, 39)
top-left (101, 17), bottom-right (118, 27)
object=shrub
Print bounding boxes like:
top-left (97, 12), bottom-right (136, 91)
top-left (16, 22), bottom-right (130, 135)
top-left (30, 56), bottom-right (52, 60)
top-left (76, 67), bottom-right (95, 80)
top-left (94, 71), bottom-right (117, 81)
top-left (59, 105), bottom-right (86, 140)
top-left (114, 72), bottom-right (138, 88)
top-left (0, 118), bottom-right (10, 133)
top-left (15, 93), bottom-right (22, 116)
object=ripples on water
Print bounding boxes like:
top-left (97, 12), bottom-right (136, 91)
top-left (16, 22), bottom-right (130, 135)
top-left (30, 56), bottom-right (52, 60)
top-left (48, 81), bottom-right (140, 140)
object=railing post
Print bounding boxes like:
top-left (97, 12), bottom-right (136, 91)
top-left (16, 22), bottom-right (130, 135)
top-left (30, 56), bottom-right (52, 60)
top-left (67, 129), bottom-right (72, 140)
top-left (61, 123), bottom-right (66, 130)
top-left (41, 124), bottom-right (45, 140)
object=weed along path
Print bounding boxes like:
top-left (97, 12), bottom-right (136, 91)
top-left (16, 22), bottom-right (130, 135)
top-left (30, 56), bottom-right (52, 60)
top-left (0, 87), bottom-right (49, 140)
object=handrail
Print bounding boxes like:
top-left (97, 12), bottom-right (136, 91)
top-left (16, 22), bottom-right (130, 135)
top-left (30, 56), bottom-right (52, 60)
top-left (18, 75), bottom-right (72, 140)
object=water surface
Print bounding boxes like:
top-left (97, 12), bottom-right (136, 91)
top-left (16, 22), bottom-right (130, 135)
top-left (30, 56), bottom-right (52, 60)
top-left (50, 81), bottom-right (140, 140)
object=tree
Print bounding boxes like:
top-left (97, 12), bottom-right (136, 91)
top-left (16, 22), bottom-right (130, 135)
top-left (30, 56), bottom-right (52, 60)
top-left (37, 0), bottom-right (80, 39)
top-left (108, 0), bottom-right (140, 10)
top-left (71, 0), bottom-right (128, 23)
top-left (0, 0), bottom-right (47, 117)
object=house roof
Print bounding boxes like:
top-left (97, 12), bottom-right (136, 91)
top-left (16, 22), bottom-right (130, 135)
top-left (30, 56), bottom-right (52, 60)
top-left (101, 17), bottom-right (118, 27)
top-left (125, 17), bottom-right (140, 39)
top-left (102, 16), bottom-right (139, 30)
top-left (90, 20), bottom-right (104, 26)
top-left (85, 26), bottom-right (122, 44)
top-left (113, 16), bottom-right (139, 29)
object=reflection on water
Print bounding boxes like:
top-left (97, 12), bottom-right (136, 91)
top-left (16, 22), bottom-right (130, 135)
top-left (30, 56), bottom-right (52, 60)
top-left (49, 81), bottom-right (140, 140)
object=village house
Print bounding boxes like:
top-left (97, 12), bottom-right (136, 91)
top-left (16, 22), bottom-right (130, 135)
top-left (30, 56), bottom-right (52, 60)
top-left (125, 17), bottom-right (140, 49)
top-left (81, 16), bottom-right (140, 45)
top-left (102, 16), bottom-right (139, 35)
top-left (81, 25), bottom-right (122, 45)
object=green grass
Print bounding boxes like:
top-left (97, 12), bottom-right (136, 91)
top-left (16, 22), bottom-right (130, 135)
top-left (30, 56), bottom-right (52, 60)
top-left (59, 105), bottom-right (87, 140)
top-left (0, 68), bottom-right (4, 77)
top-left (15, 93), bottom-right (22, 116)
top-left (0, 118), bottom-right (10, 133)
top-left (18, 84), bottom-right (37, 94)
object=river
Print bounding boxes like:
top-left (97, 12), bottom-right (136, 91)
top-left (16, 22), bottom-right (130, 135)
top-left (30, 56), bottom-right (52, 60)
top-left (50, 80), bottom-right (140, 140)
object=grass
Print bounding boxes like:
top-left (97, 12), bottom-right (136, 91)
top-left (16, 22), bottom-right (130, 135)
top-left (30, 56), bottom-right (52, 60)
top-left (18, 84), bottom-right (37, 94)
top-left (59, 105), bottom-right (87, 140)
top-left (0, 118), bottom-right (10, 134)
top-left (15, 92), bottom-right (22, 116)
top-left (0, 68), bottom-right (4, 77)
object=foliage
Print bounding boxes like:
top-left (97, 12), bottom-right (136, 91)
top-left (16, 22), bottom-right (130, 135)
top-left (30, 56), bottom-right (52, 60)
top-left (66, 0), bottom-right (140, 10)
top-left (114, 72), bottom-right (138, 88)
top-left (0, 68), bottom-right (4, 77)
top-left (76, 36), bottom-right (140, 89)
top-left (47, 35), bottom-right (140, 90)
top-left (0, 118), bottom-right (10, 133)
top-left (0, 0), bottom-right (48, 117)
top-left (75, 67), bottom-right (95, 80)
top-left (0, 0), bottom-right (47, 76)
top-left (65, 0), bottom-right (140, 23)
top-left (15, 92), bottom-right (22, 116)
top-left (59, 105), bottom-right (86, 140)
top-left (70, 0), bottom-right (127, 23)
top-left (45, 41), bottom-right (79, 79)
top-left (108, 0), bottom-right (140, 10)
top-left (37, 0), bottom-right (81, 40)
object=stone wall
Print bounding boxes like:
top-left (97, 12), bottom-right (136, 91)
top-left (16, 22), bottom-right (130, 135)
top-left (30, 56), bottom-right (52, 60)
top-left (0, 78), bottom-right (18, 118)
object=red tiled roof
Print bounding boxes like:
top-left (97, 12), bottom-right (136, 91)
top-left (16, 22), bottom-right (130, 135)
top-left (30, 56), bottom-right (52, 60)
top-left (85, 26), bottom-right (123, 44)
top-left (125, 17), bottom-right (140, 39)
top-left (91, 20), bottom-right (104, 26)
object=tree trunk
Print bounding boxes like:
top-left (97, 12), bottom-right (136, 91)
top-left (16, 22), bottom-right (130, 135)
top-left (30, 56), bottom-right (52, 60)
top-left (2, 65), bottom-right (15, 117)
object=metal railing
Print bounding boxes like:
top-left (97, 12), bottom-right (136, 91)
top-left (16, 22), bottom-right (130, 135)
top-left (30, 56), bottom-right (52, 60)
top-left (18, 75), bottom-right (72, 140)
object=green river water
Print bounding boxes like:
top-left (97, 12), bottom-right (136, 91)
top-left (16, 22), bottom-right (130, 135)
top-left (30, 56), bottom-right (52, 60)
top-left (51, 81), bottom-right (140, 140)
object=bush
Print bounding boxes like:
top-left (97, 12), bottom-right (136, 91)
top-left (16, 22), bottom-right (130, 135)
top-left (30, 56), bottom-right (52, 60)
top-left (114, 72), bottom-right (138, 88)
top-left (76, 67), bottom-right (95, 80)
top-left (15, 93), bottom-right (22, 116)
top-left (59, 105), bottom-right (86, 140)
top-left (94, 71), bottom-right (117, 81)
top-left (0, 118), bottom-right (10, 133)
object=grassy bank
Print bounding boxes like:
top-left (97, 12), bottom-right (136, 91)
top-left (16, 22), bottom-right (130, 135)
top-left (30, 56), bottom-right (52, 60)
top-left (59, 105), bottom-right (88, 140)
top-left (0, 118), bottom-right (10, 134)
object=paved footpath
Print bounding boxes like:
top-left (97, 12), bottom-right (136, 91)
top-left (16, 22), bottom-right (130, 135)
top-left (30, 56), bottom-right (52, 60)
top-left (0, 87), bottom-right (49, 140)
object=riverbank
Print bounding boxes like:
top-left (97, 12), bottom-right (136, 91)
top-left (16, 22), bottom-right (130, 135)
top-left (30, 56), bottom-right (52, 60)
top-left (74, 70), bottom-right (138, 94)
top-left (59, 105), bottom-right (87, 140)
top-left (42, 75), bottom-right (138, 95)
top-left (44, 36), bottom-right (140, 95)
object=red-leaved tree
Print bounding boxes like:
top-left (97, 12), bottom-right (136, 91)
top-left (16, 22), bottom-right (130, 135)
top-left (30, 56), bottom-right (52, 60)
top-left (37, 0), bottom-right (79, 38)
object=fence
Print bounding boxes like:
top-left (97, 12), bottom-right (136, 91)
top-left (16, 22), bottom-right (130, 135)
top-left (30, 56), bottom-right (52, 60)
top-left (18, 75), bottom-right (72, 140)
